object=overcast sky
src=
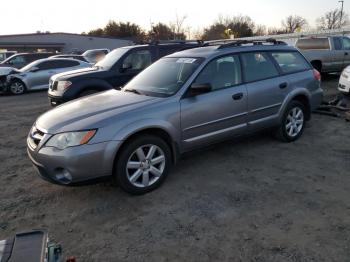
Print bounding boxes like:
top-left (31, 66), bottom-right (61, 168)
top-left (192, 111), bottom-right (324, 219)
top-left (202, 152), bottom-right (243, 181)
top-left (0, 0), bottom-right (345, 35)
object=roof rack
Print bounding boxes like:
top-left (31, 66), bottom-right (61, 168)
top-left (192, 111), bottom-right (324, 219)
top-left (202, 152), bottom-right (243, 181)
top-left (138, 40), bottom-right (203, 45)
top-left (203, 38), bottom-right (287, 49)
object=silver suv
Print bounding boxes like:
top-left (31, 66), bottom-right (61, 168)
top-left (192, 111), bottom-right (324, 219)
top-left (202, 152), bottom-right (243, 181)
top-left (27, 39), bottom-right (323, 194)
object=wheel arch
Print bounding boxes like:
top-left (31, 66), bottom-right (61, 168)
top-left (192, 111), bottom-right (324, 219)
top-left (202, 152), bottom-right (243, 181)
top-left (112, 126), bottom-right (180, 177)
top-left (279, 90), bottom-right (312, 121)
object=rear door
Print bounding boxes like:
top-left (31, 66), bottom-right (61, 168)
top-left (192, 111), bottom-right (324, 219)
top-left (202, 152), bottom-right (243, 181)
top-left (241, 51), bottom-right (288, 129)
top-left (180, 54), bottom-right (248, 150)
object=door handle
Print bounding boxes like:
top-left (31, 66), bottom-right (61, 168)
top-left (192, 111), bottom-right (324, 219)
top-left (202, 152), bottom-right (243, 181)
top-left (279, 82), bottom-right (288, 89)
top-left (232, 93), bottom-right (243, 100)
top-left (345, 52), bottom-right (349, 55)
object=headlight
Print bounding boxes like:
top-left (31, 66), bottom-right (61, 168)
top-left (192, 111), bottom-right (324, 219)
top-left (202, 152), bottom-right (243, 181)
top-left (46, 130), bottom-right (96, 150)
top-left (56, 81), bottom-right (72, 92)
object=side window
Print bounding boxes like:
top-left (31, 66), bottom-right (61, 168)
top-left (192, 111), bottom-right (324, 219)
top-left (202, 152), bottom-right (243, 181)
top-left (55, 60), bottom-right (80, 68)
top-left (123, 50), bottom-right (152, 70)
top-left (342, 37), bottom-right (350, 50)
top-left (193, 55), bottom-right (242, 91)
top-left (241, 52), bottom-right (279, 82)
top-left (334, 37), bottom-right (343, 50)
top-left (271, 52), bottom-right (310, 74)
top-left (9, 56), bottom-right (26, 65)
top-left (159, 47), bottom-right (181, 57)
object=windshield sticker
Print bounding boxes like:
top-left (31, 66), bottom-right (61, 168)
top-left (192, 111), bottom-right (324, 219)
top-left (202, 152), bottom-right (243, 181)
top-left (176, 58), bottom-right (196, 63)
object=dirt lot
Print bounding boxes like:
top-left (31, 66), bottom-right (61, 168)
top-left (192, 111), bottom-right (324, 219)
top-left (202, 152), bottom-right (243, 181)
top-left (0, 76), bottom-right (349, 262)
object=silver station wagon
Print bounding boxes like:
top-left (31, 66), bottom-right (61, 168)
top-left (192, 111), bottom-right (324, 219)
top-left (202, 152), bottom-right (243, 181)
top-left (27, 39), bottom-right (323, 194)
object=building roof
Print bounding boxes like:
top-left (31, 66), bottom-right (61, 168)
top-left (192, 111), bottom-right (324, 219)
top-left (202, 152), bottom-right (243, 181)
top-left (0, 32), bottom-right (132, 41)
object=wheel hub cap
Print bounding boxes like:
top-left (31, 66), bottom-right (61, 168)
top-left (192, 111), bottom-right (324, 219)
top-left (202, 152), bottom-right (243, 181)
top-left (285, 107), bottom-right (304, 137)
top-left (126, 144), bottom-right (166, 188)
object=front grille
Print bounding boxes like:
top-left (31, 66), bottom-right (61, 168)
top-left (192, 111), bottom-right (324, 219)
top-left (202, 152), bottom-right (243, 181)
top-left (28, 126), bottom-right (45, 149)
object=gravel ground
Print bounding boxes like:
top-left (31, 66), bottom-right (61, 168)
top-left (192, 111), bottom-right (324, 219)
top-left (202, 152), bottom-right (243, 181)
top-left (0, 76), bottom-right (349, 261)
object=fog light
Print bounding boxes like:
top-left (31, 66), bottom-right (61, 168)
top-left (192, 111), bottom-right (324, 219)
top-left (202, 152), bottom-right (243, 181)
top-left (54, 168), bottom-right (72, 184)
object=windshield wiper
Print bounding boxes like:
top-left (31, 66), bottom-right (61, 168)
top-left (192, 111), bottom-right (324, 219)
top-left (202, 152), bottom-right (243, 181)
top-left (124, 88), bottom-right (142, 95)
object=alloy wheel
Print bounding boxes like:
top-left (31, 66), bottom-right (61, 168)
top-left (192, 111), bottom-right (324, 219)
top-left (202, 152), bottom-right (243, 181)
top-left (285, 107), bottom-right (304, 137)
top-left (10, 82), bottom-right (25, 94)
top-left (126, 144), bottom-right (166, 188)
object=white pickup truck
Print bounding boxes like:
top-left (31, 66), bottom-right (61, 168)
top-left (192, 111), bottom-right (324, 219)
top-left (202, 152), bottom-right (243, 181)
top-left (295, 36), bottom-right (350, 73)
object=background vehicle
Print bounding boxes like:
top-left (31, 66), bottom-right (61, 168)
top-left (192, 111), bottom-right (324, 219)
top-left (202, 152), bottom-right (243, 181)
top-left (28, 40), bottom-right (323, 194)
top-left (0, 51), bottom-right (16, 62)
top-left (0, 52), bottom-right (53, 69)
top-left (0, 230), bottom-right (62, 262)
top-left (295, 36), bottom-right (350, 73)
top-left (50, 54), bottom-right (90, 63)
top-left (82, 48), bottom-right (110, 63)
top-left (48, 41), bottom-right (202, 106)
top-left (5, 58), bottom-right (91, 95)
top-left (338, 65), bottom-right (350, 95)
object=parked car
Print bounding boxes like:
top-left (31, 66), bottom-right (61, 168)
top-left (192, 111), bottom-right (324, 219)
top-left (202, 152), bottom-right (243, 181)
top-left (50, 54), bottom-right (90, 63)
top-left (338, 65), bottom-right (350, 95)
top-left (0, 52), bottom-right (54, 69)
top-left (295, 36), bottom-right (350, 73)
top-left (48, 42), bottom-right (202, 106)
top-left (0, 51), bottom-right (17, 62)
top-left (3, 58), bottom-right (91, 95)
top-left (82, 48), bottom-right (110, 63)
top-left (28, 39), bottom-right (323, 194)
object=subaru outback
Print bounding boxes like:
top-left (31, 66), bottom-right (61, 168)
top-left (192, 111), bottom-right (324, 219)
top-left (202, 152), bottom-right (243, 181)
top-left (27, 39), bottom-right (323, 194)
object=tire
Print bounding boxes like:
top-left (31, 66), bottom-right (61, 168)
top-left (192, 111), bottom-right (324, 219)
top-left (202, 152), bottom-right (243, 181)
top-left (78, 89), bottom-right (99, 98)
top-left (275, 101), bottom-right (306, 142)
top-left (114, 135), bottom-right (172, 195)
top-left (9, 79), bottom-right (26, 95)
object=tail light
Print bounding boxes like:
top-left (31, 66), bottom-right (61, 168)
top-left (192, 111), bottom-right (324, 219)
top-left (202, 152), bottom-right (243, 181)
top-left (313, 69), bottom-right (321, 81)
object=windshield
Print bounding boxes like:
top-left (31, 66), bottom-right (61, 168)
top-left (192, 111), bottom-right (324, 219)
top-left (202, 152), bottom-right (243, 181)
top-left (95, 48), bottom-right (129, 69)
top-left (20, 60), bottom-right (40, 72)
top-left (123, 57), bottom-right (203, 97)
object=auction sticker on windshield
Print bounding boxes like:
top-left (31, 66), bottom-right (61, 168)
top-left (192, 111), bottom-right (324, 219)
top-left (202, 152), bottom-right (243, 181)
top-left (176, 58), bottom-right (197, 63)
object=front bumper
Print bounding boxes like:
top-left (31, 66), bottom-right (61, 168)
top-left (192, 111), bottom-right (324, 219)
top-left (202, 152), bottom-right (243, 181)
top-left (27, 135), bottom-right (122, 184)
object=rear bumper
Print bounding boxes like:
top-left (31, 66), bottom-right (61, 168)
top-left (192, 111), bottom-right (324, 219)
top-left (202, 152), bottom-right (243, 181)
top-left (27, 139), bottom-right (122, 184)
top-left (310, 87), bottom-right (324, 111)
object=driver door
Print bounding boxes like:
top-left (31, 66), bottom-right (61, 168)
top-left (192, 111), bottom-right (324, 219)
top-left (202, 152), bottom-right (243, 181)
top-left (180, 54), bottom-right (248, 151)
top-left (114, 48), bottom-right (154, 88)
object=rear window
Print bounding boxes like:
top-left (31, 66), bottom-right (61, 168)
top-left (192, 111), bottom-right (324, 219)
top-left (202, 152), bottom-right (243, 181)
top-left (296, 38), bottom-right (330, 50)
top-left (271, 52), bottom-right (310, 74)
top-left (241, 52), bottom-right (279, 82)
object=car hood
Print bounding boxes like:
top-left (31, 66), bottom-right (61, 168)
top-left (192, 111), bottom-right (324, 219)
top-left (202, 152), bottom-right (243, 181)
top-left (51, 66), bottom-right (103, 81)
top-left (0, 67), bottom-right (19, 76)
top-left (36, 89), bottom-right (161, 134)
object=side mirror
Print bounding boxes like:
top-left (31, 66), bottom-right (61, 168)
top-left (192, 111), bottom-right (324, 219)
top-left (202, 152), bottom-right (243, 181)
top-left (120, 63), bottom-right (132, 72)
top-left (30, 66), bottom-right (40, 72)
top-left (189, 82), bottom-right (212, 96)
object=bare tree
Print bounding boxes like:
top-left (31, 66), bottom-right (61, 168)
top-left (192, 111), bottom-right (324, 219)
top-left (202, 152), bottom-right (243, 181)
top-left (317, 8), bottom-right (349, 29)
top-left (169, 13), bottom-right (188, 40)
top-left (282, 15), bottom-right (308, 33)
top-left (254, 24), bottom-right (267, 36)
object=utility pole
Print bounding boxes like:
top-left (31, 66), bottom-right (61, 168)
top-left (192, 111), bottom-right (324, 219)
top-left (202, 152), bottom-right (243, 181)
top-left (339, 0), bottom-right (344, 28)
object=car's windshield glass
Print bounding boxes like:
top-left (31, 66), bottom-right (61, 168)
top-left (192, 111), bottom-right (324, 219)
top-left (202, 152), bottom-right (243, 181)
top-left (123, 57), bottom-right (204, 97)
top-left (95, 48), bottom-right (128, 69)
top-left (20, 60), bottom-right (40, 72)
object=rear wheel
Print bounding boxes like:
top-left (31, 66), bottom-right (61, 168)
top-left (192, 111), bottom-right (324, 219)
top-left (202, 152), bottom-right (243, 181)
top-left (9, 80), bottom-right (26, 95)
top-left (114, 135), bottom-right (171, 195)
top-left (275, 101), bottom-right (306, 142)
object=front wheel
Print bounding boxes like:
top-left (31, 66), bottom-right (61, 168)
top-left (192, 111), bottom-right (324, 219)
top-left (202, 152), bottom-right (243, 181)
top-left (114, 135), bottom-right (171, 195)
top-left (9, 80), bottom-right (26, 95)
top-left (275, 101), bottom-right (306, 142)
